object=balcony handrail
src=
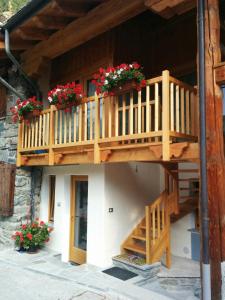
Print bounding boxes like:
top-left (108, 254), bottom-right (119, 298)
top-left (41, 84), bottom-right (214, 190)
top-left (17, 70), bottom-right (199, 166)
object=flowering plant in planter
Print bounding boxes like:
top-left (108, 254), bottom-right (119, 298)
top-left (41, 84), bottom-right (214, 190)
top-left (10, 97), bottom-right (43, 124)
top-left (12, 219), bottom-right (53, 252)
top-left (48, 82), bottom-right (84, 112)
top-left (92, 62), bottom-right (146, 95)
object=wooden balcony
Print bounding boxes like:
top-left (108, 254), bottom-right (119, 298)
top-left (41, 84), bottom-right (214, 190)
top-left (16, 71), bottom-right (199, 167)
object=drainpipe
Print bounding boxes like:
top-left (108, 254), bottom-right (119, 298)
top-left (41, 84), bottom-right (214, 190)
top-left (198, 0), bottom-right (211, 299)
top-left (0, 76), bottom-right (24, 99)
top-left (3, 29), bottom-right (41, 100)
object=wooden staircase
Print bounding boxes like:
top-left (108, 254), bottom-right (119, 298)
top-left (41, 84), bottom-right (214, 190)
top-left (122, 191), bottom-right (172, 268)
top-left (121, 163), bottom-right (199, 269)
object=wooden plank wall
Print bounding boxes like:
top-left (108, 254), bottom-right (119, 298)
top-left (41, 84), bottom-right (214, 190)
top-left (50, 31), bottom-right (114, 86)
top-left (50, 11), bottom-right (197, 87)
top-left (113, 11), bottom-right (197, 79)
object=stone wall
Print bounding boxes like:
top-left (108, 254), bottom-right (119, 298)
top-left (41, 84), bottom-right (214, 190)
top-left (0, 69), bottom-right (42, 247)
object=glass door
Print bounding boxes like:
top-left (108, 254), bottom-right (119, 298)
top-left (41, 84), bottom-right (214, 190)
top-left (70, 176), bottom-right (88, 264)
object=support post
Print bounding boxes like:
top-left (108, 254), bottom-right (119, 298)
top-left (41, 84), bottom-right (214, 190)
top-left (94, 93), bottom-right (100, 163)
top-left (199, 0), bottom-right (225, 298)
top-left (162, 70), bottom-right (170, 161)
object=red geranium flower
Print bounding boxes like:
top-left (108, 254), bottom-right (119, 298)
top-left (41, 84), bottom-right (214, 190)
top-left (26, 233), bottom-right (33, 240)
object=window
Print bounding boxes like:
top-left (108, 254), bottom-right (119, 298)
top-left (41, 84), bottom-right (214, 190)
top-left (48, 175), bottom-right (55, 223)
top-left (86, 79), bottom-right (96, 97)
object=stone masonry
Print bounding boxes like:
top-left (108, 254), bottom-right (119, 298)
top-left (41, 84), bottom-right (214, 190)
top-left (0, 68), bottom-right (42, 247)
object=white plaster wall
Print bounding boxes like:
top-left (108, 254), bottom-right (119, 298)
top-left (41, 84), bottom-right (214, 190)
top-left (103, 162), bottom-right (161, 266)
top-left (40, 162), bottom-right (161, 267)
top-left (40, 164), bottom-right (106, 265)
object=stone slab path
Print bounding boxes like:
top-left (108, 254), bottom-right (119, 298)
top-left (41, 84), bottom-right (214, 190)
top-left (0, 248), bottom-right (173, 300)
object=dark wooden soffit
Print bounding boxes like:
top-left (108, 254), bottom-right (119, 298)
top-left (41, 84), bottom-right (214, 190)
top-left (0, 0), bottom-right (105, 50)
top-left (215, 62), bottom-right (225, 85)
top-left (21, 0), bottom-right (147, 76)
top-left (145, 0), bottom-right (196, 19)
top-left (0, 0), bottom-right (197, 77)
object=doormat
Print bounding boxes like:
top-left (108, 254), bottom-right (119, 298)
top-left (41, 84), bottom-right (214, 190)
top-left (102, 266), bottom-right (138, 281)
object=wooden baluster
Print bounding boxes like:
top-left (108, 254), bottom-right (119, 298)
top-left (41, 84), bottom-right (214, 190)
top-left (28, 123), bottom-right (31, 148)
top-left (176, 85), bottom-right (180, 132)
top-left (64, 111), bottom-right (67, 144)
top-left (73, 108), bottom-right (77, 142)
top-left (115, 97), bottom-right (119, 137)
top-left (69, 111), bottom-right (72, 143)
top-left (157, 203), bottom-right (160, 238)
top-left (59, 110), bottom-right (62, 144)
top-left (162, 202), bottom-right (165, 230)
top-left (46, 112), bottom-right (50, 146)
top-left (129, 91), bottom-right (134, 135)
top-left (122, 95), bottom-right (126, 136)
top-left (134, 106), bottom-right (138, 136)
top-left (43, 113), bottom-right (46, 146)
top-left (190, 92), bottom-right (195, 136)
top-left (141, 105), bottom-right (145, 133)
top-left (54, 110), bottom-right (58, 145)
top-left (90, 101), bottom-right (93, 140)
top-left (35, 117), bottom-right (38, 147)
top-left (31, 120), bottom-right (35, 148)
top-left (181, 87), bottom-right (185, 133)
top-left (83, 102), bottom-right (87, 141)
top-left (186, 90), bottom-right (190, 134)
top-left (145, 205), bottom-right (151, 264)
top-left (49, 105), bottom-right (55, 165)
top-left (79, 105), bottom-right (82, 142)
top-left (170, 83), bottom-right (174, 131)
top-left (39, 115), bottom-right (42, 147)
top-left (102, 98), bottom-right (105, 138)
top-left (21, 121), bottom-right (24, 149)
top-left (155, 83), bottom-right (159, 132)
top-left (162, 70), bottom-right (170, 160)
top-left (146, 85), bottom-right (150, 133)
top-left (94, 93), bottom-right (100, 163)
top-left (138, 91), bottom-right (141, 134)
top-left (152, 209), bottom-right (156, 245)
top-left (24, 124), bottom-right (27, 149)
top-left (108, 97), bottom-right (112, 138)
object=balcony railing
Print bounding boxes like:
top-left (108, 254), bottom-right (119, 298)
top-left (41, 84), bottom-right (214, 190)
top-left (17, 70), bottom-right (198, 166)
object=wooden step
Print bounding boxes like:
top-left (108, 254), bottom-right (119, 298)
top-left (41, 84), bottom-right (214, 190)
top-left (179, 187), bottom-right (199, 191)
top-left (178, 178), bottom-right (199, 182)
top-left (172, 169), bottom-right (199, 173)
top-left (123, 243), bottom-right (146, 255)
top-left (140, 225), bottom-right (146, 230)
top-left (180, 196), bottom-right (199, 200)
top-left (131, 234), bottom-right (146, 241)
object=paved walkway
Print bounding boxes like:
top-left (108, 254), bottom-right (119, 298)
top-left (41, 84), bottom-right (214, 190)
top-left (0, 248), bottom-right (173, 300)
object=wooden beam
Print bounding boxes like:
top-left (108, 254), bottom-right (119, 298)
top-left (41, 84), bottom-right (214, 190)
top-left (22, 0), bottom-right (146, 74)
top-left (0, 40), bottom-right (35, 50)
top-left (30, 16), bottom-right (69, 30)
top-left (215, 62), bottom-right (225, 85)
top-left (145, 0), bottom-right (196, 19)
top-left (53, 0), bottom-right (88, 17)
top-left (204, 0), bottom-right (225, 298)
top-left (16, 28), bottom-right (51, 41)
